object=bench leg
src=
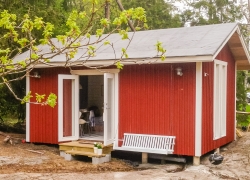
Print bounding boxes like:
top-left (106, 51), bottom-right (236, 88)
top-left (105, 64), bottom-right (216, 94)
top-left (142, 152), bottom-right (148, 164)
top-left (214, 148), bottom-right (220, 154)
top-left (193, 156), bottom-right (200, 166)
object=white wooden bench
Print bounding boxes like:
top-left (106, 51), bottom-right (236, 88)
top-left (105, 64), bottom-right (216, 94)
top-left (114, 133), bottom-right (176, 154)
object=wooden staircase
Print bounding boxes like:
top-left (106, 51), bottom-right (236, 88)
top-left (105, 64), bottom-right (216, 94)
top-left (59, 141), bottom-right (113, 164)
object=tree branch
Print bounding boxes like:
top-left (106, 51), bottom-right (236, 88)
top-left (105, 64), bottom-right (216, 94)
top-left (116, 0), bottom-right (135, 32)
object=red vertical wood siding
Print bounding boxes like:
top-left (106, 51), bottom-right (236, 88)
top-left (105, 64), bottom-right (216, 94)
top-left (63, 79), bottom-right (72, 136)
top-left (29, 67), bottom-right (70, 144)
top-left (202, 44), bottom-right (235, 154)
top-left (119, 63), bottom-right (196, 156)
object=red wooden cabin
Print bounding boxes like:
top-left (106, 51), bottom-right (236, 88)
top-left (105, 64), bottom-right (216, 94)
top-left (18, 23), bottom-right (250, 164)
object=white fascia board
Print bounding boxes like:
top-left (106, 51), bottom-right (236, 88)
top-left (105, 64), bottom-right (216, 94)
top-left (30, 55), bottom-right (214, 68)
top-left (71, 69), bottom-right (120, 75)
top-left (26, 73), bottom-right (30, 142)
top-left (195, 62), bottom-right (202, 157)
top-left (236, 28), bottom-right (250, 64)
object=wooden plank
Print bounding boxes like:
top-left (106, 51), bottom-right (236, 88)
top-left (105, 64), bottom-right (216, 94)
top-left (236, 111), bottom-right (250, 115)
top-left (59, 141), bottom-right (94, 148)
top-left (65, 150), bottom-right (106, 157)
top-left (59, 141), bottom-right (113, 155)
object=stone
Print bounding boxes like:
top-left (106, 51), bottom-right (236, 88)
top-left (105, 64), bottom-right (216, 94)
top-left (64, 153), bottom-right (76, 161)
top-left (60, 151), bottom-right (65, 158)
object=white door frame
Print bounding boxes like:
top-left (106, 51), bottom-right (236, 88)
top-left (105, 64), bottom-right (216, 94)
top-left (70, 69), bottom-right (119, 145)
top-left (58, 74), bottom-right (79, 142)
top-left (103, 73), bottom-right (115, 145)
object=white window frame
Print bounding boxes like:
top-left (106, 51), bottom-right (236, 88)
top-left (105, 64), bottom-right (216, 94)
top-left (213, 59), bottom-right (227, 140)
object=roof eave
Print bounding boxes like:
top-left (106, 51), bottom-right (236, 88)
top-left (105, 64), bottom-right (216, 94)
top-left (32, 55), bottom-right (214, 68)
top-left (235, 27), bottom-right (250, 70)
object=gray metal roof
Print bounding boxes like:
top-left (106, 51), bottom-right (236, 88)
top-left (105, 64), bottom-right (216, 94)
top-left (15, 23), bottom-right (250, 68)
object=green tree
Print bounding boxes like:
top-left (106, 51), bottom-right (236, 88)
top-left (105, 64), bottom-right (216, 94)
top-left (173, 0), bottom-right (245, 26)
top-left (121, 0), bottom-right (182, 29)
top-left (0, 0), bottom-right (68, 122)
top-left (0, 0), bottom-right (166, 109)
top-left (236, 71), bottom-right (250, 126)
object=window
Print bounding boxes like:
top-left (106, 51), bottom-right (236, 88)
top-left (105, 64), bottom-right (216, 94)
top-left (213, 60), bottom-right (227, 140)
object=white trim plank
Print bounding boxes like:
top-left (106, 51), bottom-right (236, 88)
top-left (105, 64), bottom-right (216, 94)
top-left (195, 62), bottom-right (202, 157)
top-left (25, 74), bottom-right (30, 142)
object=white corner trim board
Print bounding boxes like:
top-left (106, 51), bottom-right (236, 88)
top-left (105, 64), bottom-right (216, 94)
top-left (25, 75), bottom-right (30, 142)
top-left (195, 62), bottom-right (202, 157)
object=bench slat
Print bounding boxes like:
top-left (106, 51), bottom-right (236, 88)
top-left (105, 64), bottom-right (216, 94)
top-left (119, 133), bottom-right (175, 154)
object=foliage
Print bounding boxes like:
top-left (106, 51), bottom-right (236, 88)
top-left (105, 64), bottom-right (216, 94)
top-left (0, 73), bottom-right (25, 122)
top-left (173, 0), bottom-right (245, 26)
top-left (0, 0), bottom-right (68, 122)
top-left (236, 71), bottom-right (249, 126)
top-left (122, 0), bottom-right (182, 29)
top-left (96, 142), bottom-right (103, 149)
top-left (0, 0), bottom-right (166, 110)
top-left (93, 142), bottom-right (103, 149)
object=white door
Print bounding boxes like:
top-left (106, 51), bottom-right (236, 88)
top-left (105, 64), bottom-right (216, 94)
top-left (58, 74), bottom-right (79, 142)
top-left (103, 73), bottom-right (115, 146)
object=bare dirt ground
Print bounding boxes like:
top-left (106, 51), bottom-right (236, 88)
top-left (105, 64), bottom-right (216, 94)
top-left (0, 131), bottom-right (250, 179)
top-left (0, 133), bottom-right (134, 174)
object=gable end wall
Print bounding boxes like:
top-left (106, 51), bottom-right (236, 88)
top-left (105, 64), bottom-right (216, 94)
top-left (202, 43), bottom-right (235, 154)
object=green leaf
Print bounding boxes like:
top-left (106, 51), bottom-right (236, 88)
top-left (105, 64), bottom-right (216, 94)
top-left (35, 93), bottom-right (45, 103)
top-left (46, 93), bottom-right (57, 108)
top-left (56, 35), bottom-right (66, 45)
top-left (100, 18), bottom-right (110, 27)
top-left (18, 61), bottom-right (26, 68)
top-left (31, 53), bottom-right (39, 60)
top-left (113, 18), bottom-right (122, 26)
top-left (161, 55), bottom-right (166, 61)
top-left (17, 38), bottom-right (29, 48)
top-left (115, 61), bottom-right (124, 69)
top-left (104, 40), bottom-right (110, 45)
top-left (119, 30), bottom-right (129, 40)
top-left (34, 17), bottom-right (44, 30)
top-left (96, 29), bottom-right (103, 37)
top-left (21, 91), bottom-right (33, 104)
top-left (86, 33), bottom-right (91, 38)
top-left (79, 11), bottom-right (87, 19)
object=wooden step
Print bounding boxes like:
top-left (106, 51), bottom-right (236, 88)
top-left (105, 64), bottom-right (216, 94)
top-left (59, 141), bottom-right (113, 154)
top-left (65, 150), bottom-right (106, 158)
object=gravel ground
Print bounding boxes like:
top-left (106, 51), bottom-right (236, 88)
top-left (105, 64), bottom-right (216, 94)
top-left (0, 131), bottom-right (250, 179)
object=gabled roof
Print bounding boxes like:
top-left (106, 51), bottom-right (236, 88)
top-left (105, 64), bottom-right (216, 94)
top-left (15, 23), bottom-right (250, 69)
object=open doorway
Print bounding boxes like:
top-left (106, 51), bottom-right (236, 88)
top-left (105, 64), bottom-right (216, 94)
top-left (79, 75), bottom-right (104, 141)
top-left (58, 71), bottom-right (116, 145)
